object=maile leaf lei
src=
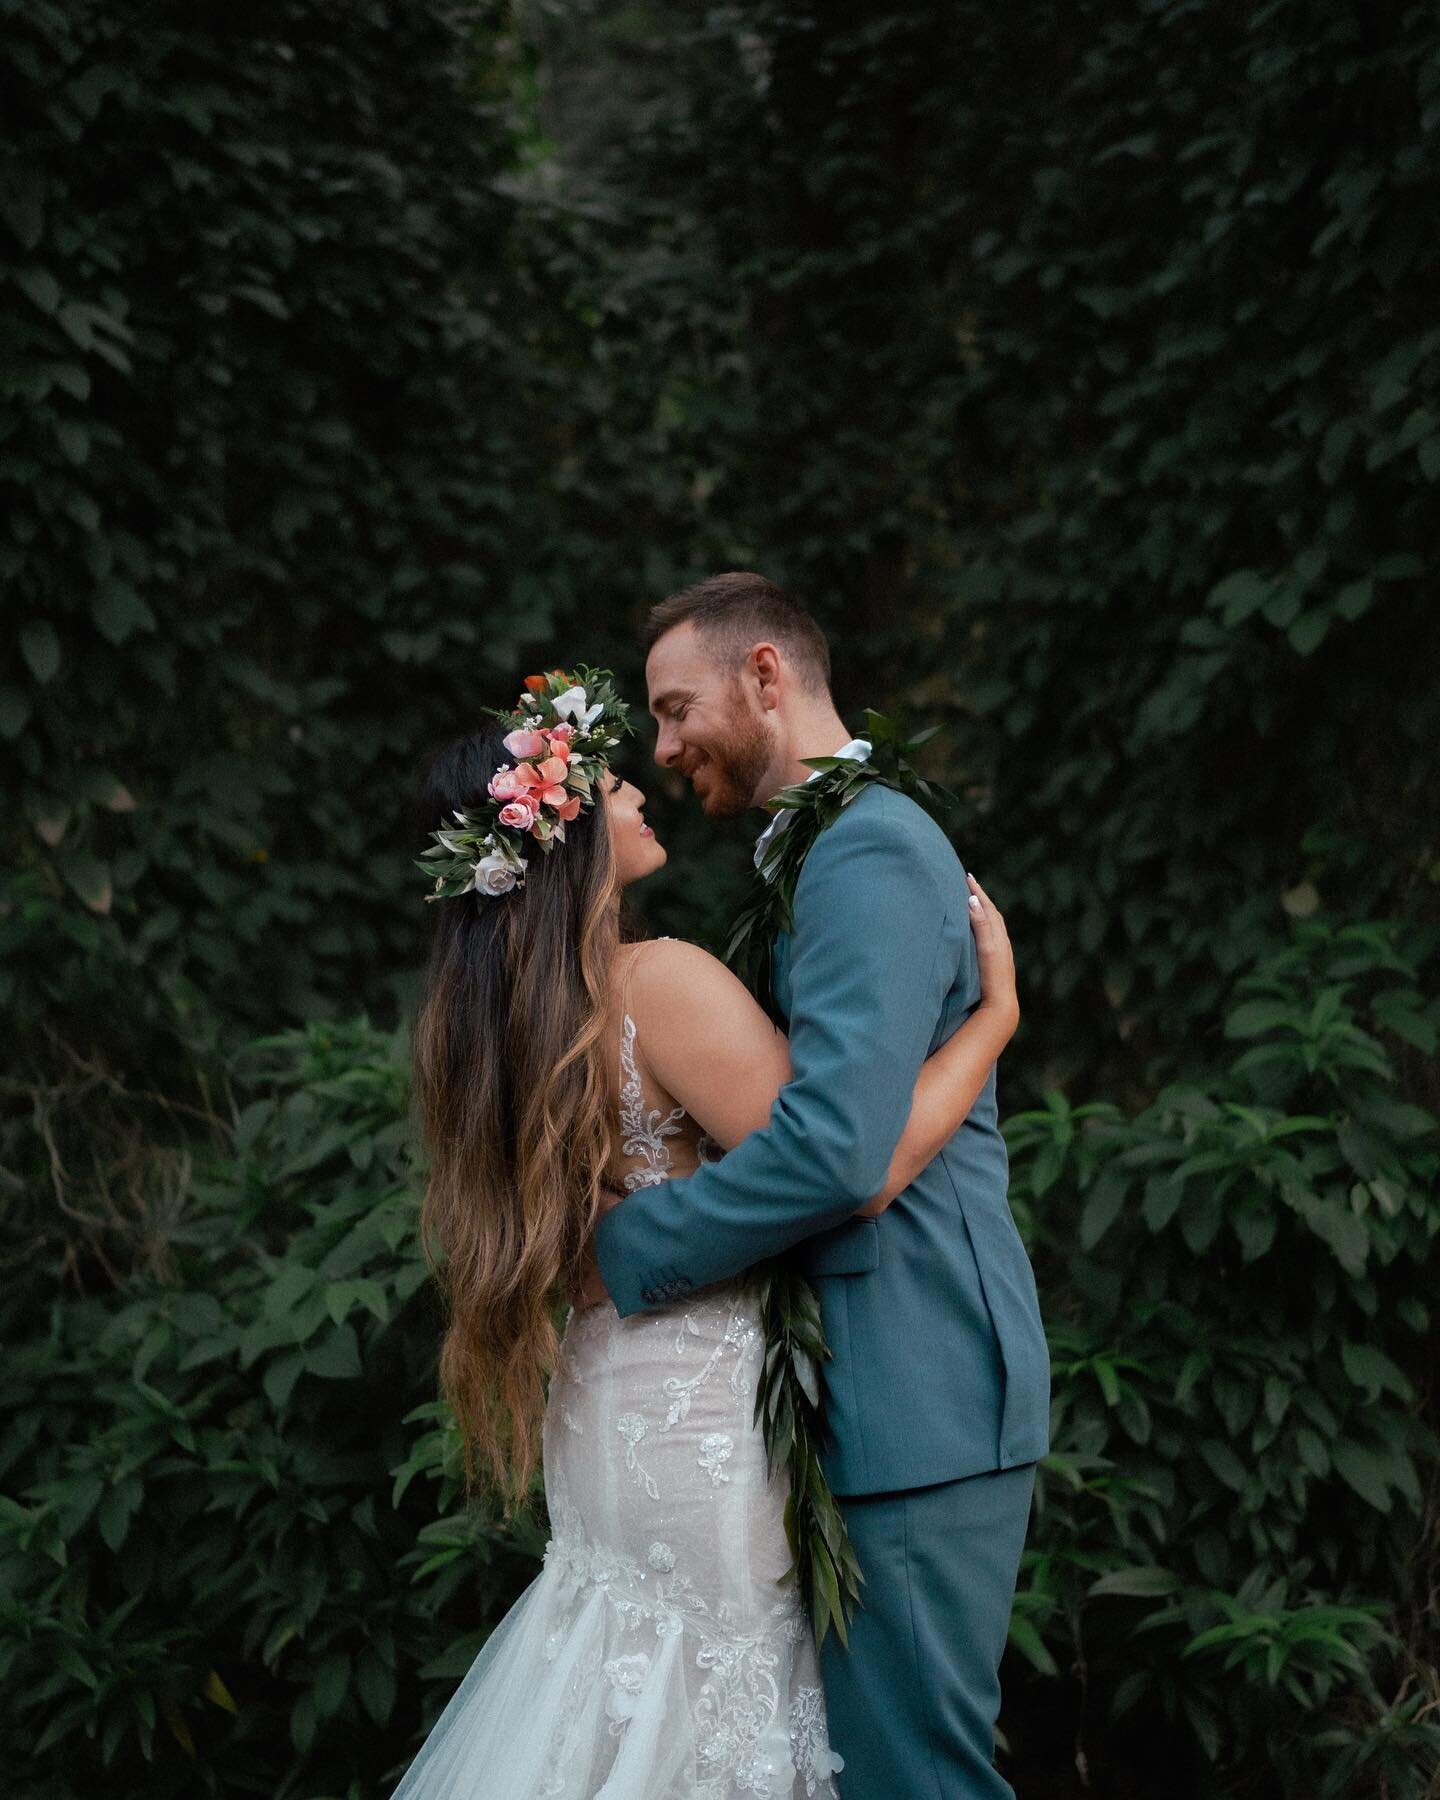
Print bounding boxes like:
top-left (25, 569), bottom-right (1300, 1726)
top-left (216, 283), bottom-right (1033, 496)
top-left (726, 708), bottom-right (957, 1650)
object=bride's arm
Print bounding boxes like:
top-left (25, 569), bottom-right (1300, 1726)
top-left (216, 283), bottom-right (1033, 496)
top-left (629, 874), bottom-right (1016, 1209)
top-left (855, 872), bottom-right (1017, 1214)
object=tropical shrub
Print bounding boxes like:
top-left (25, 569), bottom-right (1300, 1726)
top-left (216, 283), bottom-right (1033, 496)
top-left (0, 1019), bottom-right (543, 1797)
top-left (1005, 918), bottom-right (1440, 1794)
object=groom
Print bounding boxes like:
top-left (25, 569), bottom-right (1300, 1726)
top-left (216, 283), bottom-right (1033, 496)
top-left (592, 571), bottom-right (1050, 1799)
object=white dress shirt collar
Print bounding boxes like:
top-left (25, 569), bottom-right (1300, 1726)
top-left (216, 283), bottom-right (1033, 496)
top-left (752, 736), bottom-right (872, 875)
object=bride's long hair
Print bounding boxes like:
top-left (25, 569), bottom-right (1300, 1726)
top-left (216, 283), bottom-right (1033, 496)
top-left (409, 719), bottom-right (620, 1510)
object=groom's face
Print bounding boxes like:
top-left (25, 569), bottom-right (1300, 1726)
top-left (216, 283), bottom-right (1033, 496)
top-left (646, 623), bottom-right (773, 820)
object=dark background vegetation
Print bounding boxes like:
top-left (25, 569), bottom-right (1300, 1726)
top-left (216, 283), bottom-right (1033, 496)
top-left (2, 1), bottom-right (1437, 1794)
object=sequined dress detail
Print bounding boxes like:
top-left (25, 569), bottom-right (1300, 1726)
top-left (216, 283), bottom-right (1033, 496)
top-left (389, 948), bottom-right (844, 1799)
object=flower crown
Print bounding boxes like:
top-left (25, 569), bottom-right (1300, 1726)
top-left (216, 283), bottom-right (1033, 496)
top-left (416, 665), bottom-right (634, 904)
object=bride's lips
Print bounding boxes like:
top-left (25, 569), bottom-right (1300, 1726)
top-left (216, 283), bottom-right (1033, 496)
top-left (639, 824), bottom-right (654, 837)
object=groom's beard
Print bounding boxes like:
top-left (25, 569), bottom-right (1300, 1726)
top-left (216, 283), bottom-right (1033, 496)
top-left (687, 708), bottom-right (772, 820)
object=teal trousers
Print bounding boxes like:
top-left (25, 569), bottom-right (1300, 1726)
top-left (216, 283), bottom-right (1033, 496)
top-left (818, 1463), bottom-right (1037, 1800)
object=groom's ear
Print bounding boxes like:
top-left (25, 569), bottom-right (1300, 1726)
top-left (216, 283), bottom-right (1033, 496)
top-left (747, 642), bottom-right (784, 711)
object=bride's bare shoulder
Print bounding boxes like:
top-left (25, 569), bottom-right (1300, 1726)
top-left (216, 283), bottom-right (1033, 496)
top-left (616, 937), bottom-right (789, 1133)
top-left (622, 937), bottom-right (769, 1028)
top-left (622, 935), bottom-right (728, 996)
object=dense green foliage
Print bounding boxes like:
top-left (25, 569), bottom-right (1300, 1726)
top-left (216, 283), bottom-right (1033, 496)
top-left (1007, 920), bottom-right (1440, 1794)
top-left (4, 0), bottom-right (1438, 1794)
top-left (1, 0), bottom-right (580, 1052)
top-left (1, 1019), bottom-right (543, 1795)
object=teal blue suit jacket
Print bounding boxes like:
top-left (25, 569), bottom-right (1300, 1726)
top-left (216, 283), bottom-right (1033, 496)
top-left (593, 783), bottom-right (1050, 1496)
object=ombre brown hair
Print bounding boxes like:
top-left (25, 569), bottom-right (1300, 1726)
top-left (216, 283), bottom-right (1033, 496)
top-left (408, 717), bottom-right (621, 1510)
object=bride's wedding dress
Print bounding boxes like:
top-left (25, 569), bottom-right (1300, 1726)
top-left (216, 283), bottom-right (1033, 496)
top-left (390, 988), bottom-right (844, 1800)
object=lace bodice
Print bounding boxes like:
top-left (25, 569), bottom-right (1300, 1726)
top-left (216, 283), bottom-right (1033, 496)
top-left (617, 1010), bottom-right (723, 1190)
top-left (610, 941), bottom-right (723, 1193)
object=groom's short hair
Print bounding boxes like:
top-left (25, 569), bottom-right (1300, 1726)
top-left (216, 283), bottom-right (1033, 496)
top-left (644, 572), bottom-right (832, 696)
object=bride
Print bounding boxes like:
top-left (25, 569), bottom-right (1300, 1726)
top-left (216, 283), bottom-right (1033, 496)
top-left (393, 668), bottom-right (1019, 1800)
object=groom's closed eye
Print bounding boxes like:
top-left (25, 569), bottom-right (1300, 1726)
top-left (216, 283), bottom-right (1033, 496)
top-left (649, 689), bottom-right (697, 720)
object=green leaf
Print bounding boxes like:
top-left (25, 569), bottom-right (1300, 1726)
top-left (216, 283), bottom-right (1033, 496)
top-left (1080, 1174), bottom-right (1125, 1249)
top-left (1224, 999), bottom-right (1294, 1038)
top-left (1206, 569), bottom-right (1270, 623)
top-left (1089, 1565), bottom-right (1181, 1598)
top-left (61, 853), bottom-right (112, 914)
top-left (289, 1691), bottom-right (317, 1756)
top-left (1, 169), bottom-right (45, 250)
top-left (1006, 1615), bottom-right (1059, 1676)
top-left (1287, 611), bottom-right (1329, 656)
top-left (20, 620), bottom-right (61, 683)
top-left (262, 1351), bottom-right (304, 1410)
top-left (0, 687), bottom-right (33, 738)
top-left (1198, 1439), bottom-right (1247, 1491)
top-left (1231, 1201), bottom-right (1277, 1262)
top-left (1332, 578), bottom-right (1374, 621)
top-left (1330, 1441), bottom-right (1392, 1513)
top-left (1338, 1342), bottom-right (1412, 1403)
top-left (91, 580), bottom-right (158, 646)
top-left (17, 266), bottom-right (61, 313)
top-left (313, 1650), bottom-right (350, 1719)
top-left (1141, 1174), bottom-right (1183, 1233)
top-left (356, 1649), bottom-right (395, 1724)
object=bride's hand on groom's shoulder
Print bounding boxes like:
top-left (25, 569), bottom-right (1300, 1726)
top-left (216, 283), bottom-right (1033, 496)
top-left (966, 873), bottom-right (1019, 1041)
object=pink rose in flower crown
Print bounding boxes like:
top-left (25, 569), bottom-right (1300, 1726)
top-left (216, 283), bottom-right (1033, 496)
top-left (547, 722), bottom-right (575, 748)
top-left (503, 727), bottom-right (547, 760)
top-left (489, 766), bottom-right (525, 802)
top-left (498, 796), bottom-right (540, 830)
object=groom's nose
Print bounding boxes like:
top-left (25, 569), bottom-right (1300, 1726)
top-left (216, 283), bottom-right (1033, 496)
top-left (653, 720), bottom-right (682, 768)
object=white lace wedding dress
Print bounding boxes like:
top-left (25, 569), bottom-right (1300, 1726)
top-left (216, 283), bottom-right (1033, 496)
top-left (390, 982), bottom-right (844, 1800)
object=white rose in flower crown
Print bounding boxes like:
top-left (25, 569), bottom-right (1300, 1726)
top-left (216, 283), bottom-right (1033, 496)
top-left (550, 685), bottom-right (605, 729)
top-left (471, 849), bottom-right (525, 896)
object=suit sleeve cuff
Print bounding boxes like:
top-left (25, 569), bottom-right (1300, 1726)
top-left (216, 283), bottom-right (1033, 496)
top-left (593, 1202), bottom-right (656, 1319)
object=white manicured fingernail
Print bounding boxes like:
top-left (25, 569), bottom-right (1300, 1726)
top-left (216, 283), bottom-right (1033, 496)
top-left (968, 894), bottom-right (981, 910)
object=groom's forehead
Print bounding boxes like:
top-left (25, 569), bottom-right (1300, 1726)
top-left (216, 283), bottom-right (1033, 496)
top-left (645, 624), bottom-right (720, 712)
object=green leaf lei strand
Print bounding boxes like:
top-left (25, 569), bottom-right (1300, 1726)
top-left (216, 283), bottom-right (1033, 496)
top-left (726, 709), bottom-right (958, 1650)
